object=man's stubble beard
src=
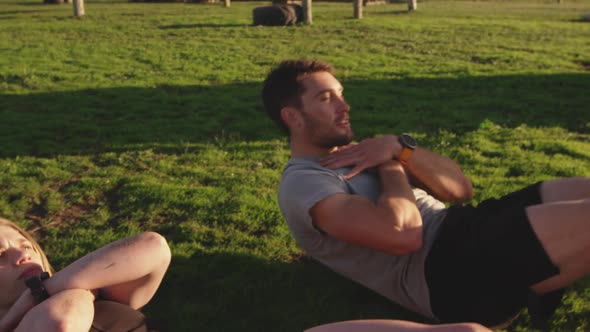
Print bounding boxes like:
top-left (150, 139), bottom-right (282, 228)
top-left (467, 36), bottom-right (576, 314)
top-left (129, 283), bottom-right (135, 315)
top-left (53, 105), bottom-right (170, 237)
top-left (308, 125), bottom-right (354, 149)
top-left (300, 108), bottom-right (354, 149)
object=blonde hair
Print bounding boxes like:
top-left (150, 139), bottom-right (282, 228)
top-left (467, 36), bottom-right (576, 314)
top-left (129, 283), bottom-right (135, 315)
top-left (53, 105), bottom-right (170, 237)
top-left (0, 217), bottom-right (53, 275)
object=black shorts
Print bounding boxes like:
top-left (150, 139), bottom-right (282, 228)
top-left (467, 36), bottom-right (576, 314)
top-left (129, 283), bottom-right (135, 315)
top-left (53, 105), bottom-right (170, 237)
top-left (424, 182), bottom-right (560, 327)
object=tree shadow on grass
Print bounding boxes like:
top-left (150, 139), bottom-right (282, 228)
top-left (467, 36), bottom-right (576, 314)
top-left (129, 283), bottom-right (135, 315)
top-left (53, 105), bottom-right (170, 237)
top-left (145, 251), bottom-right (426, 332)
top-left (0, 9), bottom-right (58, 15)
top-left (1, 73), bottom-right (588, 158)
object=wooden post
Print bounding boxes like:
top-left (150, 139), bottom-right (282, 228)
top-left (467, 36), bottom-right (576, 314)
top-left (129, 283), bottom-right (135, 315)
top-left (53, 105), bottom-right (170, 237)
top-left (73, 0), bottom-right (84, 17)
top-left (407, 0), bottom-right (416, 11)
top-left (353, 0), bottom-right (362, 19)
top-left (302, 0), bottom-right (312, 24)
top-left (224, 0), bottom-right (230, 7)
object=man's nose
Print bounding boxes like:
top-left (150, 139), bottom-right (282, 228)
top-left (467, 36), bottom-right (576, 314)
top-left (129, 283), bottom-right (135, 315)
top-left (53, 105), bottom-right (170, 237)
top-left (336, 96), bottom-right (350, 113)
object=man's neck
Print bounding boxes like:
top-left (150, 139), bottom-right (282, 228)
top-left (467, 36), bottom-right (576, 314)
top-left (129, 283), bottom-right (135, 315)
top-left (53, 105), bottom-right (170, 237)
top-left (289, 138), bottom-right (334, 158)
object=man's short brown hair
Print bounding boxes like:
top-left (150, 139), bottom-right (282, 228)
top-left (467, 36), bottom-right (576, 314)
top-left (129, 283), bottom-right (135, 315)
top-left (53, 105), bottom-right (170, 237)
top-left (262, 60), bottom-right (333, 134)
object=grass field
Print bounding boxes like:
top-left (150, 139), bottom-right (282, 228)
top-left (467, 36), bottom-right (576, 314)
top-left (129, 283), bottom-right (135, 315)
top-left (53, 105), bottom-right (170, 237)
top-left (1, 0), bottom-right (589, 330)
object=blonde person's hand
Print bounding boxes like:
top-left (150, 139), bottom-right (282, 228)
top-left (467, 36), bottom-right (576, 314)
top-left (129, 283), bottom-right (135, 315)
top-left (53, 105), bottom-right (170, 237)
top-left (0, 289), bottom-right (36, 332)
top-left (320, 135), bottom-right (401, 179)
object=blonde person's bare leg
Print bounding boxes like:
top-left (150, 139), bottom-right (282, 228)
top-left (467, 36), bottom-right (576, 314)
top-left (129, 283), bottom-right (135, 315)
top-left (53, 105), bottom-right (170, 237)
top-left (304, 320), bottom-right (492, 332)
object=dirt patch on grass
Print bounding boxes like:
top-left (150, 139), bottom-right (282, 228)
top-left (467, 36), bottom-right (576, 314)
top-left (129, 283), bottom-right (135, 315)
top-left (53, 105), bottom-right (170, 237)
top-left (52, 202), bottom-right (95, 226)
top-left (575, 60), bottom-right (590, 71)
top-left (27, 201), bottom-right (97, 238)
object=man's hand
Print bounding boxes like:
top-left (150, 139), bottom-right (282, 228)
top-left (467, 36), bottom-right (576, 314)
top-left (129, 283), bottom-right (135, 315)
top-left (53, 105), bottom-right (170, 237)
top-left (320, 135), bottom-right (401, 179)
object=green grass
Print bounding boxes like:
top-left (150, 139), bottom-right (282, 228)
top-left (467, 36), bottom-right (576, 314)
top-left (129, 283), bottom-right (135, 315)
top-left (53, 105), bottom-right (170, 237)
top-left (1, 0), bottom-right (589, 331)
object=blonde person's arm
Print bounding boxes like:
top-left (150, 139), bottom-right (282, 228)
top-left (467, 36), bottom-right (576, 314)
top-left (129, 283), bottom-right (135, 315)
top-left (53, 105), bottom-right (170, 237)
top-left (45, 232), bottom-right (171, 309)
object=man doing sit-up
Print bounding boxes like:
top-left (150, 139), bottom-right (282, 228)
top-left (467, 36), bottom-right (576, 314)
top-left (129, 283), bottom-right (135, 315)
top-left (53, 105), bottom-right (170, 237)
top-left (262, 59), bottom-right (590, 328)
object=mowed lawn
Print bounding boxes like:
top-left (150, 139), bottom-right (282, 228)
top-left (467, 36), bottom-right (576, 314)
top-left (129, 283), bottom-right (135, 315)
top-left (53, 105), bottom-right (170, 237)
top-left (0, 0), bottom-right (589, 331)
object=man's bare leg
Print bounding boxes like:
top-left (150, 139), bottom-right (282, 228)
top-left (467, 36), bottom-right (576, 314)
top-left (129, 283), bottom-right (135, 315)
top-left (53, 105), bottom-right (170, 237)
top-left (527, 198), bottom-right (590, 294)
top-left (305, 319), bottom-right (491, 332)
top-left (540, 177), bottom-right (590, 203)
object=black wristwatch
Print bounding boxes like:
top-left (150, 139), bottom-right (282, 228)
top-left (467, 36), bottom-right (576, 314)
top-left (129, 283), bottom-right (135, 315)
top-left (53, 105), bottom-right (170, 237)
top-left (398, 133), bottom-right (417, 165)
top-left (25, 271), bottom-right (51, 303)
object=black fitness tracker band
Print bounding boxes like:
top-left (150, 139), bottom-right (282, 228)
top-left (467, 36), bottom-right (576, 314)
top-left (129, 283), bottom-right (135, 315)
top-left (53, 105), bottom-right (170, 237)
top-left (25, 271), bottom-right (50, 303)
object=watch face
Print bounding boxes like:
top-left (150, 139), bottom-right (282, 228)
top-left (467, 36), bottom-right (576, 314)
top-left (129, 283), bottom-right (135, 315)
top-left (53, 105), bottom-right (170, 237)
top-left (400, 133), bottom-right (417, 149)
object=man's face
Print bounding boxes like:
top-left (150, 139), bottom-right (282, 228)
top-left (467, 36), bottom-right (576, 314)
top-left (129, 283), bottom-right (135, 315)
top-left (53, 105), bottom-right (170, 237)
top-left (297, 72), bottom-right (353, 149)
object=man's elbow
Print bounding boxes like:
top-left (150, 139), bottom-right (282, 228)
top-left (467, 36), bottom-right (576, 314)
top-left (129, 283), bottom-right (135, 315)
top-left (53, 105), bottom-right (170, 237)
top-left (445, 177), bottom-right (473, 203)
top-left (387, 226), bottom-right (423, 255)
top-left (403, 227), bottom-right (423, 253)
top-left (458, 177), bottom-right (474, 202)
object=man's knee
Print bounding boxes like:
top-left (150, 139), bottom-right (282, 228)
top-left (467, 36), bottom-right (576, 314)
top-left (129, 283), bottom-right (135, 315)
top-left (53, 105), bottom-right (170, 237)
top-left (440, 322), bottom-right (493, 332)
top-left (540, 177), bottom-right (590, 203)
top-left (463, 323), bottom-right (493, 332)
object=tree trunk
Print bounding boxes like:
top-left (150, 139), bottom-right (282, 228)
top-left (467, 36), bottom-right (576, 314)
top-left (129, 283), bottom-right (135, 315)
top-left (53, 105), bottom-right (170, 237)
top-left (302, 0), bottom-right (312, 24)
top-left (353, 0), bottom-right (362, 19)
top-left (407, 0), bottom-right (416, 11)
top-left (73, 0), bottom-right (85, 17)
top-left (224, 0), bottom-right (230, 7)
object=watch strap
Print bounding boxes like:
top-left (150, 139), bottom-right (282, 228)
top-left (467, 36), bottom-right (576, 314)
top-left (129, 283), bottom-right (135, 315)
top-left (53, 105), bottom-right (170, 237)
top-left (398, 147), bottom-right (413, 165)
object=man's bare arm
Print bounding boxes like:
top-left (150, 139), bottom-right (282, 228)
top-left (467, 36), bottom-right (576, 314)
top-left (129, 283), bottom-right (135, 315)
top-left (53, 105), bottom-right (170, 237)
top-left (320, 135), bottom-right (473, 203)
top-left (311, 160), bottom-right (423, 256)
top-left (404, 147), bottom-right (473, 203)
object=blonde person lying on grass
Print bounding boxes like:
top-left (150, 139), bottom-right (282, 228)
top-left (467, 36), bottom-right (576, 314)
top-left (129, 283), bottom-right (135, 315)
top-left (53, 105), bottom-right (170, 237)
top-left (0, 217), bottom-right (171, 332)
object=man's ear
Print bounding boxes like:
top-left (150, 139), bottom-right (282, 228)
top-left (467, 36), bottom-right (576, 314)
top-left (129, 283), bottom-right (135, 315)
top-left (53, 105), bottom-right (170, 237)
top-left (280, 107), bottom-right (303, 130)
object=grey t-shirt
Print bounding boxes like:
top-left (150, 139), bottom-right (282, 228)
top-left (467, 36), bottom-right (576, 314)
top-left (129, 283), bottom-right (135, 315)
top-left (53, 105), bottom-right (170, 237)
top-left (278, 157), bottom-right (447, 319)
